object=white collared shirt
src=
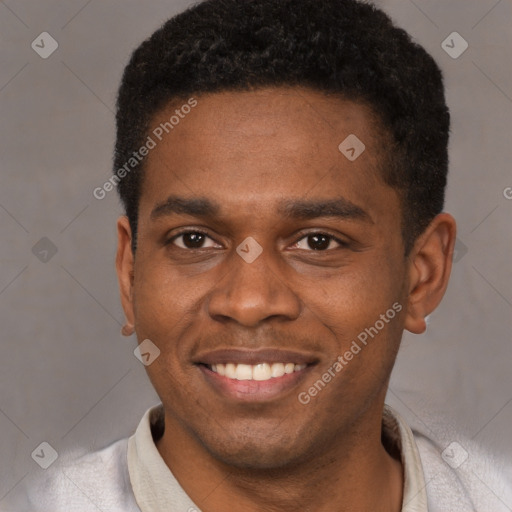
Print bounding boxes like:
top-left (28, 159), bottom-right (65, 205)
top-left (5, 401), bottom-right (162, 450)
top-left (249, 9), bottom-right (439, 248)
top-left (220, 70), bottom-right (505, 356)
top-left (127, 404), bottom-right (429, 512)
top-left (5, 404), bottom-right (511, 511)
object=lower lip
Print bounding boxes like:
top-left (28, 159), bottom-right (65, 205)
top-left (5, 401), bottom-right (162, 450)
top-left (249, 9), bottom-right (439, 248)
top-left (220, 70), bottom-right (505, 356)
top-left (198, 364), bottom-right (313, 402)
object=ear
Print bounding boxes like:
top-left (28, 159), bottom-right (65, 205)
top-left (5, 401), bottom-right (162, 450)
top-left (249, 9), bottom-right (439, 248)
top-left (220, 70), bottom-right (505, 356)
top-left (404, 213), bottom-right (457, 334)
top-left (116, 216), bottom-right (135, 331)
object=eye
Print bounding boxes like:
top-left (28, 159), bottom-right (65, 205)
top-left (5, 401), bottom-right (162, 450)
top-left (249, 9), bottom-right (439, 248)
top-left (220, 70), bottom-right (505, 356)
top-left (166, 230), bottom-right (348, 252)
top-left (168, 230), bottom-right (220, 250)
top-left (292, 232), bottom-right (347, 251)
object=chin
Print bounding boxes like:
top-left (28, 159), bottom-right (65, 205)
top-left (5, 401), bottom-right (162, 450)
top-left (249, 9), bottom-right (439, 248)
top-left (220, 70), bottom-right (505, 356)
top-left (208, 443), bottom-right (303, 470)
top-left (197, 424), bottom-right (317, 471)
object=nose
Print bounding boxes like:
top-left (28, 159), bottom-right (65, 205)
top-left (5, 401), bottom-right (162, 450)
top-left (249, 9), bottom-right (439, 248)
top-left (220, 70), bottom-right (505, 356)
top-left (207, 244), bottom-right (301, 328)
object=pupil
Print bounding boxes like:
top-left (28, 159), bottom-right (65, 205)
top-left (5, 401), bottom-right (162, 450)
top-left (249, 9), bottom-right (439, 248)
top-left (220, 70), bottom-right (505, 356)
top-left (182, 233), bottom-right (331, 250)
top-left (309, 234), bottom-right (329, 250)
top-left (184, 232), bottom-right (204, 248)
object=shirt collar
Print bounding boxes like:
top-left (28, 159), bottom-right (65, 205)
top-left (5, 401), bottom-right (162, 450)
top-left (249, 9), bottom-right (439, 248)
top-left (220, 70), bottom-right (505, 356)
top-left (127, 405), bottom-right (198, 512)
top-left (382, 404), bottom-right (428, 511)
top-left (128, 403), bottom-right (428, 512)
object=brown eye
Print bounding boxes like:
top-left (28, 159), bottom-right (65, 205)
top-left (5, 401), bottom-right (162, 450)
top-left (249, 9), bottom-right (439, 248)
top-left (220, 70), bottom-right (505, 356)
top-left (307, 234), bottom-right (330, 250)
top-left (169, 231), bottom-right (219, 250)
top-left (293, 233), bottom-right (346, 251)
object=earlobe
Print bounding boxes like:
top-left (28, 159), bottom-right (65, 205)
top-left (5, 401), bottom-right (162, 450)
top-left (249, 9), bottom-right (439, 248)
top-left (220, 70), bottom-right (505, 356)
top-left (116, 216), bottom-right (136, 334)
top-left (404, 306), bottom-right (427, 335)
top-left (121, 323), bottom-right (135, 336)
top-left (403, 213), bottom-right (456, 335)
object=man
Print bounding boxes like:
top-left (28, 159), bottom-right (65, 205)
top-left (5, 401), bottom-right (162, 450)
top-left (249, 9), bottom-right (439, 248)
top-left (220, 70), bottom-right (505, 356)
top-left (8, 0), bottom-right (510, 511)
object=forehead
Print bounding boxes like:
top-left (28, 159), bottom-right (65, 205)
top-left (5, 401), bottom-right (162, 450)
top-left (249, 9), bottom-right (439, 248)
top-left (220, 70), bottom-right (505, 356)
top-left (138, 87), bottom-right (398, 227)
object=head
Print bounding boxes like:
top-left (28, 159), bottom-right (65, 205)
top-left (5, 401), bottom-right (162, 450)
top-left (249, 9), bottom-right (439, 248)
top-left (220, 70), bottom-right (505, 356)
top-left (115, 0), bottom-right (455, 470)
top-left (115, 0), bottom-right (450, 256)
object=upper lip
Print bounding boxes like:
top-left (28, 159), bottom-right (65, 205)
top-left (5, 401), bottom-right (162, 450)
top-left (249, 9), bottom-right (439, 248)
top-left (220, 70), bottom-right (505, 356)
top-left (194, 349), bottom-right (318, 366)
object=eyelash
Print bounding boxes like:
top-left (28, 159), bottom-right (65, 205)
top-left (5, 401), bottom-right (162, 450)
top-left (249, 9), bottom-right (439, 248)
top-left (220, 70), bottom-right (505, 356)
top-left (166, 228), bottom-right (349, 251)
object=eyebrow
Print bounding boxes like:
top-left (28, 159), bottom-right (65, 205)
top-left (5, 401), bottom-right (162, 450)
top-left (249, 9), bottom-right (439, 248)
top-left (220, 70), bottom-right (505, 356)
top-left (151, 196), bottom-right (220, 220)
top-left (277, 198), bottom-right (373, 223)
top-left (150, 195), bottom-right (373, 224)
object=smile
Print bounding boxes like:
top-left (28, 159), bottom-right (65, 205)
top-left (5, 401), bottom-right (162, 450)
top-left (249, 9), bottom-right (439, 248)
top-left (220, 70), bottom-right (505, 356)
top-left (195, 348), bottom-right (316, 401)
top-left (208, 362), bottom-right (307, 381)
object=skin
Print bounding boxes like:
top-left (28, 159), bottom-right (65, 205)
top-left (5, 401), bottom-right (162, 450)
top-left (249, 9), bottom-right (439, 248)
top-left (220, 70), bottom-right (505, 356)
top-left (116, 87), bottom-right (456, 512)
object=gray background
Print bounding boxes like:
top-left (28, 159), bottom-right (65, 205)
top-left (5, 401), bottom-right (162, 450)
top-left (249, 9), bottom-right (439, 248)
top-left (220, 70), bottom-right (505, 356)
top-left (1, 0), bottom-right (511, 507)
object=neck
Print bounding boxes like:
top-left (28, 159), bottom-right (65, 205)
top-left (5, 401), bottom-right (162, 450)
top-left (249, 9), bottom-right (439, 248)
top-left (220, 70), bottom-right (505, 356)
top-left (156, 402), bottom-right (403, 512)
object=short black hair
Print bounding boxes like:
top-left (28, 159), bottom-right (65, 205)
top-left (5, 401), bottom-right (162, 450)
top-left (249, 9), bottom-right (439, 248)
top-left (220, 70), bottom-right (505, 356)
top-left (114, 0), bottom-right (450, 254)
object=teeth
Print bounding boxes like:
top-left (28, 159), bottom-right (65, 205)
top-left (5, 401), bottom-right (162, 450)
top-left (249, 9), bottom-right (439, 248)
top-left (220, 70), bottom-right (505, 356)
top-left (225, 363), bottom-right (237, 379)
top-left (253, 363), bottom-right (271, 381)
top-left (236, 364), bottom-right (253, 380)
top-left (284, 363), bottom-right (295, 374)
top-left (210, 362), bottom-right (307, 381)
top-left (271, 363), bottom-right (285, 378)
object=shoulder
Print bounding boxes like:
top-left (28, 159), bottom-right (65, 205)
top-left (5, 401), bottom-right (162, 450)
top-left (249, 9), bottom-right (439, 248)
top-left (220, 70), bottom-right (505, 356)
top-left (5, 438), bottom-right (140, 512)
top-left (413, 430), bottom-right (512, 512)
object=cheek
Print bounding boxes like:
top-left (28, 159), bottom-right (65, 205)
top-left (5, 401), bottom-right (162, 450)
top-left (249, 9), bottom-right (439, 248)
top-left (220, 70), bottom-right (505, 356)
top-left (131, 259), bottom-right (193, 350)
top-left (336, 261), bottom-right (405, 362)
top-left (133, 250), bottom-right (192, 312)
top-left (131, 257), bottom-right (220, 371)
top-left (306, 269), bottom-right (404, 418)
top-left (309, 255), bottom-right (401, 331)
top-left (132, 267), bottom-right (204, 395)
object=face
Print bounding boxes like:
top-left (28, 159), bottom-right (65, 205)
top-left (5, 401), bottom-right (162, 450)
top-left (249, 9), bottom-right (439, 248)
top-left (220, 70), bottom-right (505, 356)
top-left (119, 87), bottom-right (412, 469)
